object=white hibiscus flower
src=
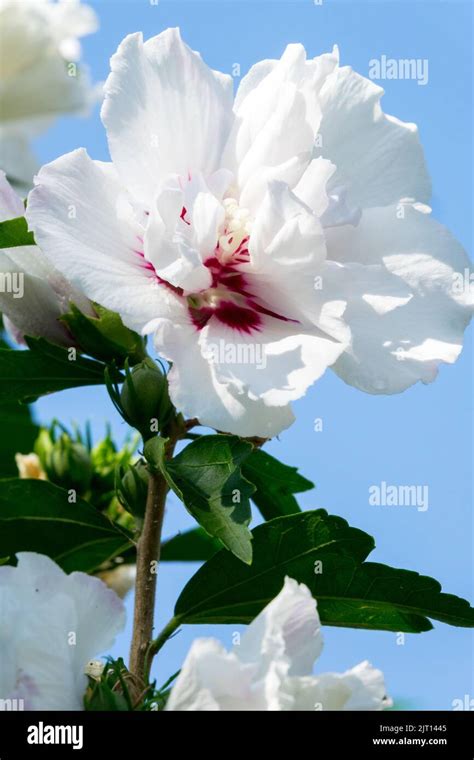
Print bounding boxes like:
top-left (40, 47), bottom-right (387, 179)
top-left (0, 552), bottom-right (126, 710)
top-left (0, 0), bottom-right (98, 191)
top-left (0, 171), bottom-right (93, 345)
top-left (26, 29), bottom-right (473, 437)
top-left (166, 577), bottom-right (391, 711)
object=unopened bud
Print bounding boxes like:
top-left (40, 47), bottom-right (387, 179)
top-left (119, 358), bottom-right (174, 439)
top-left (117, 460), bottom-right (149, 520)
top-left (45, 434), bottom-right (92, 493)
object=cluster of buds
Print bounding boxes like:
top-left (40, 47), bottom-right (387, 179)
top-left (34, 423), bottom-right (93, 495)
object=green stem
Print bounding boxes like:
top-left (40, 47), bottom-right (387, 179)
top-left (144, 616), bottom-right (181, 681)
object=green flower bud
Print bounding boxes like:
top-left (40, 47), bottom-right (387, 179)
top-left (34, 428), bottom-right (55, 468)
top-left (120, 358), bottom-right (174, 439)
top-left (117, 460), bottom-right (150, 520)
top-left (46, 434), bottom-right (93, 493)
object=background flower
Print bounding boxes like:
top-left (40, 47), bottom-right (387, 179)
top-left (0, 0), bottom-right (98, 192)
top-left (0, 171), bottom-right (93, 346)
top-left (166, 577), bottom-right (391, 711)
top-left (0, 552), bottom-right (126, 710)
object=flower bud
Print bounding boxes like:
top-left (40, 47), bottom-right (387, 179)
top-left (117, 459), bottom-right (149, 520)
top-left (43, 433), bottom-right (93, 494)
top-left (119, 358), bottom-right (174, 439)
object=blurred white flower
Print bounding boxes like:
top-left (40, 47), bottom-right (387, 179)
top-left (0, 552), bottom-right (126, 710)
top-left (166, 577), bottom-right (391, 711)
top-left (15, 452), bottom-right (47, 480)
top-left (26, 29), bottom-right (473, 436)
top-left (0, 171), bottom-right (93, 345)
top-left (0, 0), bottom-right (98, 191)
top-left (97, 563), bottom-right (136, 599)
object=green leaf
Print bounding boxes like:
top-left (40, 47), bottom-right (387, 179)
top-left (0, 479), bottom-right (133, 573)
top-left (0, 332), bottom-right (39, 475)
top-left (161, 527), bottom-right (222, 562)
top-left (0, 216), bottom-right (35, 248)
top-left (0, 403), bottom-right (38, 477)
top-left (146, 434), bottom-right (255, 564)
top-left (0, 337), bottom-right (122, 404)
top-left (242, 449), bottom-right (312, 519)
top-left (60, 303), bottom-right (146, 367)
top-left (174, 510), bottom-right (474, 632)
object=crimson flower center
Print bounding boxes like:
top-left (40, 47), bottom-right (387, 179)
top-left (143, 198), bottom-right (297, 334)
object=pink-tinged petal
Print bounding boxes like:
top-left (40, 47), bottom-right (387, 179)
top-left (101, 28), bottom-right (234, 204)
top-left (26, 148), bottom-right (169, 333)
top-left (316, 67), bottom-right (431, 209)
top-left (143, 175), bottom-right (220, 292)
top-left (0, 553), bottom-right (125, 711)
top-left (0, 242), bottom-right (93, 346)
top-left (0, 169), bottom-right (25, 220)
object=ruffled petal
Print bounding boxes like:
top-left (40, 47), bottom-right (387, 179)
top-left (325, 205), bottom-right (473, 393)
top-left (316, 67), bottom-right (431, 209)
top-left (26, 148), bottom-right (169, 333)
top-left (101, 28), bottom-right (234, 204)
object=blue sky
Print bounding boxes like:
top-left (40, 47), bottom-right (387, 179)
top-left (33, 0), bottom-right (472, 709)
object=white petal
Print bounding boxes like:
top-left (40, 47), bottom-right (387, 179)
top-left (293, 157), bottom-right (336, 217)
top-left (247, 181), bottom-right (349, 340)
top-left (225, 43), bottom-right (333, 208)
top-left (200, 319), bottom-right (347, 407)
top-left (325, 205), bottom-right (473, 393)
top-left (166, 638), bottom-right (259, 711)
top-left (0, 553), bottom-right (125, 711)
top-left (285, 660), bottom-right (391, 711)
top-left (26, 148), bottom-right (168, 333)
top-left (144, 176), bottom-right (221, 291)
top-left (153, 317), bottom-right (295, 437)
top-left (316, 67), bottom-right (431, 209)
top-left (0, 243), bottom-right (92, 345)
top-left (0, 169), bottom-right (25, 220)
top-left (101, 29), bottom-right (234, 203)
top-left (237, 578), bottom-right (323, 678)
top-left (66, 570), bottom-right (127, 674)
top-left (0, 131), bottom-right (38, 195)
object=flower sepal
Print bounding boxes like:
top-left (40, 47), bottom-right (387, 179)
top-left (60, 302), bottom-right (147, 367)
top-left (118, 358), bottom-right (175, 440)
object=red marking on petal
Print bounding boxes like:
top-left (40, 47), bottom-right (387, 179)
top-left (180, 206), bottom-right (191, 226)
top-left (249, 299), bottom-right (300, 325)
top-left (215, 301), bottom-right (262, 333)
top-left (189, 305), bottom-right (213, 330)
